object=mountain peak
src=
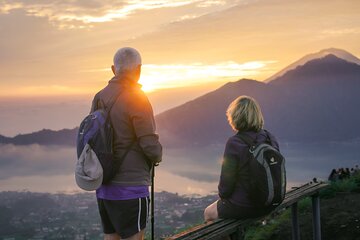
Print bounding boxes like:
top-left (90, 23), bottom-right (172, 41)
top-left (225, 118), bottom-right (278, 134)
top-left (269, 53), bottom-right (360, 85)
top-left (319, 48), bottom-right (360, 61)
top-left (224, 78), bottom-right (261, 86)
top-left (266, 48), bottom-right (360, 82)
top-left (319, 53), bottom-right (347, 62)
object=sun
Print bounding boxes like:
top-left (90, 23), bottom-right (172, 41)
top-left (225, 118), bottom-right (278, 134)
top-left (139, 79), bottom-right (157, 92)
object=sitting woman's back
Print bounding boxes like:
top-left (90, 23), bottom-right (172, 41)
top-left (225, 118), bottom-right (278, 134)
top-left (204, 95), bottom-right (283, 221)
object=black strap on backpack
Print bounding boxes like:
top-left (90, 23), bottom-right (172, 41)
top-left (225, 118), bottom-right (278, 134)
top-left (97, 90), bottom-right (136, 183)
top-left (96, 90), bottom-right (122, 116)
top-left (237, 132), bottom-right (256, 149)
top-left (237, 130), bottom-right (272, 150)
top-left (236, 130), bottom-right (273, 175)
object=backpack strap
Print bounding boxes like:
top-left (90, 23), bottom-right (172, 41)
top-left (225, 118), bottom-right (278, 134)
top-left (93, 89), bottom-right (120, 113)
top-left (95, 98), bottom-right (105, 110)
top-left (104, 91), bottom-right (123, 115)
top-left (236, 132), bottom-right (255, 147)
top-left (236, 132), bottom-right (259, 153)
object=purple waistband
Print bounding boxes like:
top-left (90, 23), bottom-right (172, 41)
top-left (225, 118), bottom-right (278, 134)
top-left (96, 185), bottom-right (149, 200)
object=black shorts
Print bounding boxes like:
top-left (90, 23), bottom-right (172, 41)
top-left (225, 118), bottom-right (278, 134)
top-left (217, 199), bottom-right (272, 219)
top-left (97, 197), bottom-right (150, 238)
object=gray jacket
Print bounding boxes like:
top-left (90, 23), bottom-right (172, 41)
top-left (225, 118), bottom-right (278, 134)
top-left (90, 76), bottom-right (162, 186)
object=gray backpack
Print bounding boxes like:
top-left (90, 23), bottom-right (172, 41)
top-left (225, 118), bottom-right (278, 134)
top-left (237, 130), bottom-right (286, 208)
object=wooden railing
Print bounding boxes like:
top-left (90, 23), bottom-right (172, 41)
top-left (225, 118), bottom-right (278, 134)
top-left (166, 181), bottom-right (329, 240)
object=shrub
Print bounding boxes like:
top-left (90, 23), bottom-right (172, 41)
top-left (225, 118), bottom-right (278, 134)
top-left (320, 174), bottom-right (360, 198)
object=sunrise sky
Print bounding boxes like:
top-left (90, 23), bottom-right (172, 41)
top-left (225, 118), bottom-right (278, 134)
top-left (0, 0), bottom-right (359, 196)
top-left (0, 0), bottom-right (359, 96)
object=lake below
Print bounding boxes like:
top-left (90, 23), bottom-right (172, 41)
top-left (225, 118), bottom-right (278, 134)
top-left (0, 140), bottom-right (359, 195)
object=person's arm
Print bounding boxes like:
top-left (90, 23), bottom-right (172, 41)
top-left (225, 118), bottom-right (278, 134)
top-left (267, 130), bottom-right (280, 151)
top-left (129, 92), bottom-right (162, 164)
top-left (89, 92), bottom-right (100, 113)
top-left (218, 138), bottom-right (241, 199)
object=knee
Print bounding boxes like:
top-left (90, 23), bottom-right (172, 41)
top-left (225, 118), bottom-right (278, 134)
top-left (104, 233), bottom-right (120, 240)
top-left (204, 203), bottom-right (218, 222)
top-left (204, 207), bottom-right (212, 222)
top-left (121, 230), bottom-right (144, 240)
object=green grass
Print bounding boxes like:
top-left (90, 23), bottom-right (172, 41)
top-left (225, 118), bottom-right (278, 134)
top-left (320, 173), bottom-right (360, 198)
top-left (243, 198), bottom-right (313, 240)
top-left (244, 173), bottom-right (360, 240)
top-left (244, 212), bottom-right (289, 240)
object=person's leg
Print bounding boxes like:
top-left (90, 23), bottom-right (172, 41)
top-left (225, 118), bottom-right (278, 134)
top-left (98, 197), bottom-right (149, 240)
top-left (107, 197), bottom-right (148, 240)
top-left (104, 233), bottom-right (120, 240)
top-left (204, 200), bottom-right (219, 222)
top-left (122, 229), bottom-right (145, 240)
top-left (98, 199), bottom-right (119, 239)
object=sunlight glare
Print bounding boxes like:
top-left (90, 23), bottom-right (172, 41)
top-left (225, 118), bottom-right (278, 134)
top-left (138, 61), bottom-right (273, 92)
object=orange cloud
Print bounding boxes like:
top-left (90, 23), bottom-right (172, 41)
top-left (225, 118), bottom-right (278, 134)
top-left (0, 0), bottom-right (234, 29)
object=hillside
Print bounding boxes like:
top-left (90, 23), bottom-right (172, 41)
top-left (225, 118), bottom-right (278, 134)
top-left (156, 54), bottom-right (360, 146)
top-left (247, 194), bottom-right (360, 240)
top-left (155, 79), bottom-right (277, 146)
top-left (245, 174), bottom-right (360, 240)
top-left (0, 128), bottom-right (78, 146)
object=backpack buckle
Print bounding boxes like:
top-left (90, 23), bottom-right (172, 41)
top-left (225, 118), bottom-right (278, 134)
top-left (249, 145), bottom-right (256, 153)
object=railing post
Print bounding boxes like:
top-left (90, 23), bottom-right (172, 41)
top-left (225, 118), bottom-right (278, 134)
top-left (312, 194), bottom-right (322, 240)
top-left (291, 202), bottom-right (300, 240)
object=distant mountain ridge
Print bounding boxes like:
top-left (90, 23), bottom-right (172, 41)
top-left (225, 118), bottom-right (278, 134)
top-left (156, 54), bottom-right (360, 146)
top-left (266, 48), bottom-right (360, 82)
top-left (270, 54), bottom-right (360, 85)
top-left (1, 49), bottom-right (360, 146)
top-left (0, 128), bottom-right (78, 146)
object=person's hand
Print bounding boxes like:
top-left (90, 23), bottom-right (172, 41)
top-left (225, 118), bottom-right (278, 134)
top-left (154, 157), bottom-right (161, 166)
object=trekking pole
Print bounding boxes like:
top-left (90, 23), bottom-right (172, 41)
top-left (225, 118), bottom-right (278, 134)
top-left (151, 164), bottom-right (155, 240)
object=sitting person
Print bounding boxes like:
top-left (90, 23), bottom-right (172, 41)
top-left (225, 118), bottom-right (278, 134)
top-left (204, 95), bottom-right (281, 221)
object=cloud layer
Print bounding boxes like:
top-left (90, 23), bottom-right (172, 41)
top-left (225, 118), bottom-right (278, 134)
top-left (0, 0), bottom-right (359, 97)
top-left (0, 0), bottom-right (235, 28)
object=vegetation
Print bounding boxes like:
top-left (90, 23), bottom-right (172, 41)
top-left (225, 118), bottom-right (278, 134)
top-left (320, 173), bottom-right (360, 198)
top-left (244, 173), bottom-right (360, 240)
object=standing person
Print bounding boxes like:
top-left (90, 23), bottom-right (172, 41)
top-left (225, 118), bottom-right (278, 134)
top-left (204, 96), bottom-right (282, 221)
top-left (355, 165), bottom-right (360, 174)
top-left (338, 168), bottom-right (345, 180)
top-left (328, 169), bottom-right (338, 182)
top-left (91, 47), bottom-right (162, 240)
top-left (344, 168), bottom-right (351, 179)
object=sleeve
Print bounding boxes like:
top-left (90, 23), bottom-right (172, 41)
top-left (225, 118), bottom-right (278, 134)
top-left (218, 138), bottom-right (247, 199)
top-left (267, 131), bottom-right (280, 151)
top-left (218, 137), bottom-right (248, 199)
top-left (128, 92), bottom-right (162, 164)
top-left (90, 92), bottom-right (100, 114)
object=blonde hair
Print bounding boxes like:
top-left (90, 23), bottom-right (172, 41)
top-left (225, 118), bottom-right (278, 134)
top-left (226, 96), bottom-right (264, 132)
